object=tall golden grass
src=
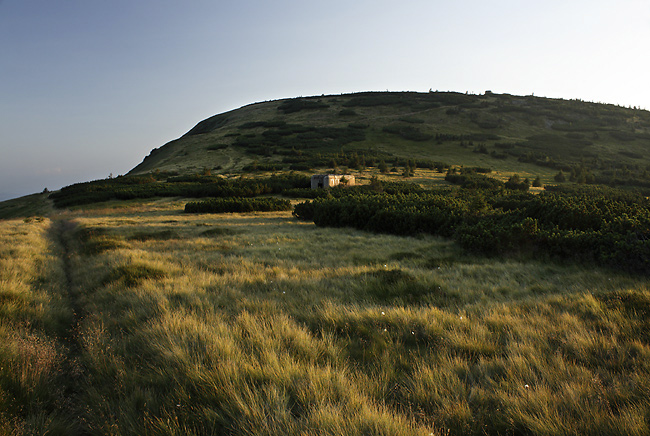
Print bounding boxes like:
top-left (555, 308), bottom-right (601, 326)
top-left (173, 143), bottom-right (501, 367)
top-left (1, 203), bottom-right (648, 435)
top-left (0, 218), bottom-right (76, 434)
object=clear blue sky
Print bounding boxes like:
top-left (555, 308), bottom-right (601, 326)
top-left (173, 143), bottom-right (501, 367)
top-left (1, 0), bottom-right (649, 200)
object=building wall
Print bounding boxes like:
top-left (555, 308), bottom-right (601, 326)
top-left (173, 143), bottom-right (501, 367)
top-left (311, 174), bottom-right (355, 189)
top-left (310, 175), bottom-right (324, 189)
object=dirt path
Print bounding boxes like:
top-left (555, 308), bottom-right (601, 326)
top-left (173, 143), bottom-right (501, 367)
top-left (49, 218), bottom-right (90, 435)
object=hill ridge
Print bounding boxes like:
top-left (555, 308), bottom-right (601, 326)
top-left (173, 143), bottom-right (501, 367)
top-left (128, 91), bottom-right (650, 193)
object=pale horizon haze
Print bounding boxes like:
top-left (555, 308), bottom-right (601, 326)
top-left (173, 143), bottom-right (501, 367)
top-left (1, 0), bottom-right (649, 201)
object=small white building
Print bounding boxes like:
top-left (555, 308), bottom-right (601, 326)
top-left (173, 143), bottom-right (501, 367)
top-left (311, 174), bottom-right (355, 189)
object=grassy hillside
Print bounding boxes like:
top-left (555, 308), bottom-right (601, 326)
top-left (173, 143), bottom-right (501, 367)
top-left (0, 193), bottom-right (54, 220)
top-left (1, 91), bottom-right (649, 434)
top-left (130, 91), bottom-right (650, 191)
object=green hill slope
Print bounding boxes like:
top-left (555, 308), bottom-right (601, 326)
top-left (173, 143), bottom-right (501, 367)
top-left (1, 92), bottom-right (649, 434)
top-left (130, 91), bottom-right (650, 189)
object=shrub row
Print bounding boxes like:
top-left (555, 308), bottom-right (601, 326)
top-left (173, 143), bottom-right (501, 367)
top-left (185, 197), bottom-right (292, 213)
top-left (241, 163), bottom-right (284, 172)
top-left (233, 124), bottom-right (366, 154)
top-left (445, 173), bottom-right (505, 190)
top-left (342, 91), bottom-right (474, 108)
top-left (277, 98), bottom-right (329, 114)
top-left (50, 174), bottom-right (310, 208)
top-left (293, 183), bottom-right (650, 274)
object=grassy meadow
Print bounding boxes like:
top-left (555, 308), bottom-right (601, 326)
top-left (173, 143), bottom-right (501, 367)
top-left (0, 217), bottom-right (74, 433)
top-left (1, 197), bottom-right (648, 435)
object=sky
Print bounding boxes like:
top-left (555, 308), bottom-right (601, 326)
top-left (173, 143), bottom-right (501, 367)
top-left (1, 0), bottom-right (649, 201)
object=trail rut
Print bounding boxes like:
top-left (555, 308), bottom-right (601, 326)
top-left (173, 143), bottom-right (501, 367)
top-left (49, 219), bottom-right (90, 435)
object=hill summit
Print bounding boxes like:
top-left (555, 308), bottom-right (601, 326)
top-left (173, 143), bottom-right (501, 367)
top-left (129, 91), bottom-right (650, 190)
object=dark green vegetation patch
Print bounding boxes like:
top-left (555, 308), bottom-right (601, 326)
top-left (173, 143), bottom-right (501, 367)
top-left (382, 125), bottom-right (433, 142)
top-left (294, 181), bottom-right (650, 274)
top-left (185, 197), bottom-right (292, 214)
top-left (342, 91), bottom-right (473, 108)
top-left (277, 97), bottom-right (329, 114)
top-left (233, 123), bottom-right (366, 155)
top-left (49, 173), bottom-right (310, 208)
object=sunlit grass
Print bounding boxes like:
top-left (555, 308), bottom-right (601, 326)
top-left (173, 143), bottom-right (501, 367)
top-left (43, 201), bottom-right (647, 434)
top-left (1, 199), bottom-right (648, 434)
top-left (0, 218), bottom-right (75, 434)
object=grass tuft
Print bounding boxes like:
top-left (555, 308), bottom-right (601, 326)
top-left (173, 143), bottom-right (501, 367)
top-left (128, 229), bottom-right (177, 241)
top-left (200, 226), bottom-right (236, 237)
top-left (104, 264), bottom-right (168, 288)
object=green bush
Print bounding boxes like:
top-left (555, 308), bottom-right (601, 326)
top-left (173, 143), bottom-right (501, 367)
top-left (50, 174), bottom-right (310, 208)
top-left (445, 173), bottom-right (505, 190)
top-left (185, 197), bottom-right (292, 213)
top-left (294, 182), bottom-right (650, 274)
top-left (504, 174), bottom-right (530, 191)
